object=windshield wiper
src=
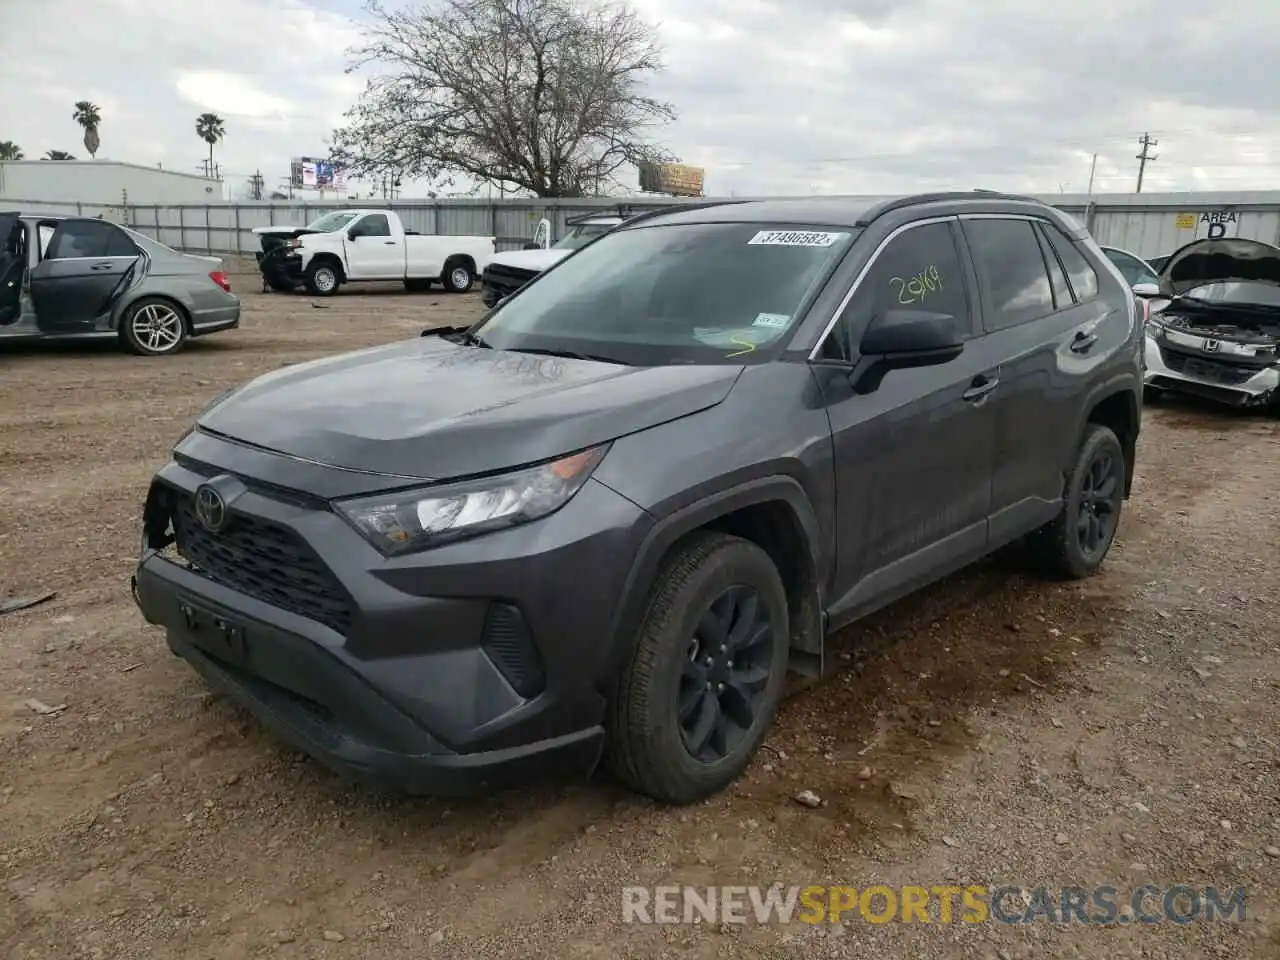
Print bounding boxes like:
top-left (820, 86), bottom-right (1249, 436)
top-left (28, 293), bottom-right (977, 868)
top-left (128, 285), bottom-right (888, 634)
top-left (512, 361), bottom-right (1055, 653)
top-left (504, 346), bottom-right (630, 365)
top-left (1167, 296), bottom-right (1280, 314)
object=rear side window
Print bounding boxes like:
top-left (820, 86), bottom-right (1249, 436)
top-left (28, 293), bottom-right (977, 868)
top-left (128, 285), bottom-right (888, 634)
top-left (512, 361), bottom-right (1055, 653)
top-left (1033, 224), bottom-right (1073, 308)
top-left (1042, 223), bottom-right (1099, 301)
top-left (44, 219), bottom-right (137, 259)
top-left (963, 218), bottom-right (1054, 331)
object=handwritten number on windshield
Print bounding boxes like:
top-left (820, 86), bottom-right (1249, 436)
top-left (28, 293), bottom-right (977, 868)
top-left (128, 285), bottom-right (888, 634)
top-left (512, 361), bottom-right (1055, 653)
top-left (890, 265), bottom-right (943, 305)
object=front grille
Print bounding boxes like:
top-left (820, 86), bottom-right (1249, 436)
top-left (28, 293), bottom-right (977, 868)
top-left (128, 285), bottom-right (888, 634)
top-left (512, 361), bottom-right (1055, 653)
top-left (167, 487), bottom-right (354, 635)
top-left (1159, 347), bottom-right (1257, 386)
top-left (482, 263), bottom-right (539, 297)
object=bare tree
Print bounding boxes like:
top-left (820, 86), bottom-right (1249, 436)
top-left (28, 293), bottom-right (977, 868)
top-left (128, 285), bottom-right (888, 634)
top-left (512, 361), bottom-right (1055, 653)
top-left (332, 0), bottom-right (677, 197)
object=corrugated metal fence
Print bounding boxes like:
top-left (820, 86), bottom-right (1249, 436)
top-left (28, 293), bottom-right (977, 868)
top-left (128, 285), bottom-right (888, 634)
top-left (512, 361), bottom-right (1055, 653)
top-left (5, 192), bottom-right (1280, 261)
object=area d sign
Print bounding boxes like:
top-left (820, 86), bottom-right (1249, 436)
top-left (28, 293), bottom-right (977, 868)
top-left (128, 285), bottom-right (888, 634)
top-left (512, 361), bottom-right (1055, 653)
top-left (1200, 210), bottom-right (1237, 240)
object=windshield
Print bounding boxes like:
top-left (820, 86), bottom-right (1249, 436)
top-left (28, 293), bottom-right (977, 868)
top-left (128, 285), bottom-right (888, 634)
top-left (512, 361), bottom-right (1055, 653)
top-left (473, 222), bottom-right (855, 365)
top-left (553, 223), bottom-right (617, 251)
top-left (1180, 281), bottom-right (1280, 308)
top-left (307, 212), bottom-right (360, 233)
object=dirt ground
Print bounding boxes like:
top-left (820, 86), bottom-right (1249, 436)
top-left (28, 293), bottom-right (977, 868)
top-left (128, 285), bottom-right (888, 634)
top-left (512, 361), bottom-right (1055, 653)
top-left (2, 278), bottom-right (1278, 960)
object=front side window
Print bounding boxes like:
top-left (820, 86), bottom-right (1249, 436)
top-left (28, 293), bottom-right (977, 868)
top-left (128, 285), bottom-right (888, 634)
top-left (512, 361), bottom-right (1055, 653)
top-left (963, 218), bottom-right (1055, 331)
top-left (354, 214), bottom-right (390, 237)
top-left (474, 222), bottom-right (856, 365)
top-left (822, 220), bottom-right (972, 360)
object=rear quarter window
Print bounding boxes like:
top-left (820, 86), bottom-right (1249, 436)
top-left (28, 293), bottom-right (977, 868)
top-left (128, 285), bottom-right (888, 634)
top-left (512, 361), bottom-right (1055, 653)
top-left (1043, 223), bottom-right (1100, 302)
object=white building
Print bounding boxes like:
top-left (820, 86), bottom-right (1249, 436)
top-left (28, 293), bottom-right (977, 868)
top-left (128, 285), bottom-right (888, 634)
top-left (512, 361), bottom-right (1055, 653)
top-left (0, 160), bottom-right (221, 210)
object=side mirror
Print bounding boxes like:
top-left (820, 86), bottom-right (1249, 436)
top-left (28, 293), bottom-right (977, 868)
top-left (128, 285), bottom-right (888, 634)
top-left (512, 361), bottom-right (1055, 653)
top-left (347, 229), bottom-right (360, 241)
top-left (1132, 281), bottom-right (1160, 298)
top-left (850, 309), bottom-right (964, 394)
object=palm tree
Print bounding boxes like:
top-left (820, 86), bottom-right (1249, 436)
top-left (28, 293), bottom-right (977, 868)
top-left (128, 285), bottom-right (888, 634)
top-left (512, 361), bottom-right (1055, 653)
top-left (73, 101), bottom-right (102, 159)
top-left (0, 141), bottom-right (23, 160)
top-left (43, 150), bottom-right (76, 161)
top-left (195, 113), bottom-right (226, 178)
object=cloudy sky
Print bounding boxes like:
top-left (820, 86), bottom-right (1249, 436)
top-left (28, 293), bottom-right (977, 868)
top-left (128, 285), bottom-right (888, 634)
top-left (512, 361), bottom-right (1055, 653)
top-left (1, 0), bottom-right (1277, 199)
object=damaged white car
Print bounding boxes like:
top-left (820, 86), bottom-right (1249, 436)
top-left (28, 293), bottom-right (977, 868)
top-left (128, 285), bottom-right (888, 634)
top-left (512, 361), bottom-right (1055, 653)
top-left (1140, 237), bottom-right (1280, 412)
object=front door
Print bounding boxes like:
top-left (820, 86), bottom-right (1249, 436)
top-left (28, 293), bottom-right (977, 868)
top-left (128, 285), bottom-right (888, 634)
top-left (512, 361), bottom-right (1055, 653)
top-left (29, 218), bottom-right (139, 332)
top-left (814, 217), bottom-right (999, 624)
top-left (342, 213), bottom-right (402, 279)
top-left (0, 212), bottom-right (22, 325)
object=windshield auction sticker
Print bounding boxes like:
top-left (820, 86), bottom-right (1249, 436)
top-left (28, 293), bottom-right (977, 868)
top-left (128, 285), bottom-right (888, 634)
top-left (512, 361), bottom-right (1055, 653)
top-left (748, 230), bottom-right (849, 247)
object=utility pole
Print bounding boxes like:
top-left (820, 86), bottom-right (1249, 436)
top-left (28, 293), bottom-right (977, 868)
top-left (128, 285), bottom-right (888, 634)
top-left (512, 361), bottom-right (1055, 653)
top-left (1135, 133), bottom-right (1158, 193)
top-left (1086, 153), bottom-right (1097, 196)
top-left (248, 170), bottom-right (264, 201)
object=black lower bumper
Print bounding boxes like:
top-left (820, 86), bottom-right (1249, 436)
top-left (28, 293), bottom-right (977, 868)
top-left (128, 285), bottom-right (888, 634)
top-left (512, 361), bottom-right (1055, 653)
top-left (257, 251), bottom-right (304, 289)
top-left (132, 562), bottom-right (605, 796)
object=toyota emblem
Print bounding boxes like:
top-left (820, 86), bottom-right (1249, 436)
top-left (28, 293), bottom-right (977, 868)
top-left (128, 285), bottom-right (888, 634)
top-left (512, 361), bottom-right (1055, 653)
top-left (194, 484), bottom-right (227, 532)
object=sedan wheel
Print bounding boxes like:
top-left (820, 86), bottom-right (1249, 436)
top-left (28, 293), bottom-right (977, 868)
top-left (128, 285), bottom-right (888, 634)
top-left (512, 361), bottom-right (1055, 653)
top-left (121, 298), bottom-right (188, 356)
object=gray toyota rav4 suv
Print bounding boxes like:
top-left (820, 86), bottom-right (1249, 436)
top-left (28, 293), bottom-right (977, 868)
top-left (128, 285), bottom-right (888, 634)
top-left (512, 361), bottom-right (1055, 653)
top-left (133, 192), bottom-right (1143, 805)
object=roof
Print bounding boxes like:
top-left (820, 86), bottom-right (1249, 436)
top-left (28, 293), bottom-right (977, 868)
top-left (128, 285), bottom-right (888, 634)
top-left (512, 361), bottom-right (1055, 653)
top-left (621, 191), bottom-right (1061, 231)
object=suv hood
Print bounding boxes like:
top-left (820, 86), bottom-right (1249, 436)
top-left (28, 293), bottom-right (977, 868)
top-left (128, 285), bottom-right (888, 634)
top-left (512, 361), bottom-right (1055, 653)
top-left (1158, 237), bottom-right (1280, 298)
top-left (489, 248), bottom-right (571, 272)
top-left (197, 336), bottom-right (742, 481)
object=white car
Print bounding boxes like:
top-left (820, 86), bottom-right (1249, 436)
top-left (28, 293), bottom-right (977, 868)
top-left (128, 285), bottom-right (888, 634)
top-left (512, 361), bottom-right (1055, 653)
top-left (480, 213), bottom-right (627, 307)
top-left (253, 209), bottom-right (495, 296)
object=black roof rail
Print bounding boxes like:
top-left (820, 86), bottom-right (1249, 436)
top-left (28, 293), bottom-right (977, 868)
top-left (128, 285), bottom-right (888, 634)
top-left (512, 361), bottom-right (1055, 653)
top-left (617, 198), bottom-right (751, 228)
top-left (855, 189), bottom-right (1046, 226)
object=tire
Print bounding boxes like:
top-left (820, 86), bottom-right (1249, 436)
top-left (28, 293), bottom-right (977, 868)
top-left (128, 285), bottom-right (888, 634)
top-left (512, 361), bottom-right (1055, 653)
top-left (607, 532), bottom-right (790, 805)
top-left (1143, 385), bottom-right (1163, 404)
top-left (404, 278), bottom-right (433, 293)
top-left (1024, 423), bottom-right (1126, 579)
top-left (304, 259), bottom-right (341, 297)
top-left (266, 276), bottom-right (297, 293)
top-left (119, 297), bottom-right (188, 356)
top-left (441, 257), bottom-right (474, 293)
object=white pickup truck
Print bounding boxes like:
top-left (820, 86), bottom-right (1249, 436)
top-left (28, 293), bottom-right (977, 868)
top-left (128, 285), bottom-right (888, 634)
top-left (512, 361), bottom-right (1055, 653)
top-left (479, 212), bottom-right (628, 307)
top-left (253, 209), bottom-right (495, 296)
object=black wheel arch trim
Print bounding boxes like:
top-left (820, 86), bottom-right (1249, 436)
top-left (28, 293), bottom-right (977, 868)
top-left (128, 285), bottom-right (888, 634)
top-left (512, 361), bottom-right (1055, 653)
top-left (308, 253), bottom-right (346, 280)
top-left (603, 475), bottom-right (826, 691)
top-left (1072, 375), bottom-right (1141, 498)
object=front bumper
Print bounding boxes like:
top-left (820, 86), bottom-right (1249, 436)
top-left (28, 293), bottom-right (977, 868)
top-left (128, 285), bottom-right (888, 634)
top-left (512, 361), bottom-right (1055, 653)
top-left (1143, 332), bottom-right (1280, 407)
top-left (480, 266), bottom-right (538, 307)
top-left (257, 251), bottom-right (304, 287)
top-left (132, 445), bottom-right (649, 794)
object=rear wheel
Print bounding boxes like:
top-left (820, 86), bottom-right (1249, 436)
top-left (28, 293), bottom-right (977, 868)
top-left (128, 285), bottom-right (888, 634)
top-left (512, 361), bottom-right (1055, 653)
top-left (304, 260), bottom-right (341, 297)
top-left (441, 257), bottom-right (474, 293)
top-left (120, 298), bottom-right (188, 356)
top-left (1024, 423), bottom-right (1126, 579)
top-left (607, 532), bottom-right (790, 805)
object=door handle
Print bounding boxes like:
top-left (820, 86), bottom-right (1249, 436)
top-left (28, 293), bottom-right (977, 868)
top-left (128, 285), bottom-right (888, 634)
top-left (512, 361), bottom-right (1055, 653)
top-left (383, 241), bottom-right (396, 245)
top-left (1070, 331), bottom-right (1098, 353)
top-left (962, 375), bottom-right (999, 402)
top-left (90, 262), bottom-right (114, 271)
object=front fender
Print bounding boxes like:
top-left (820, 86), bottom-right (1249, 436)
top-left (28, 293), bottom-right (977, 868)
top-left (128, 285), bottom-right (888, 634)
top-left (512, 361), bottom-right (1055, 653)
top-left (602, 474), bottom-right (825, 688)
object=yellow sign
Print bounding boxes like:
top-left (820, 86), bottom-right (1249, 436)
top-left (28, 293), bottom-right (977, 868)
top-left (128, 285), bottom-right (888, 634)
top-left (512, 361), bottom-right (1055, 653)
top-left (1175, 213), bottom-right (1196, 229)
top-left (638, 162), bottom-right (705, 197)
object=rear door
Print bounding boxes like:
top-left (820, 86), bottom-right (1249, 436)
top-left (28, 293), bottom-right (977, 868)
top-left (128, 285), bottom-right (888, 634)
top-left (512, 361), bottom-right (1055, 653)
top-left (30, 218), bottom-right (140, 331)
top-left (0, 212), bottom-right (22, 325)
top-left (957, 215), bottom-right (1111, 546)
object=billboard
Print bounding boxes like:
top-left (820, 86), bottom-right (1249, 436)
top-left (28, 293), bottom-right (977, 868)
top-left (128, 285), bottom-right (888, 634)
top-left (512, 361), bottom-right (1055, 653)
top-left (638, 162), bottom-right (705, 197)
top-left (290, 156), bottom-right (348, 191)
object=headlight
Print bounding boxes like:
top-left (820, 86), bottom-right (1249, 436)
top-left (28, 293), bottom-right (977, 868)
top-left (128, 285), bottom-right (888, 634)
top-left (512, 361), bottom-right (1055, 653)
top-left (334, 445), bottom-right (610, 556)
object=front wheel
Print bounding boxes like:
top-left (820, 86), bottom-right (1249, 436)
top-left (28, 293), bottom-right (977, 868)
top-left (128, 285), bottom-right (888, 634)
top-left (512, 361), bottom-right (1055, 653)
top-left (607, 532), bottom-right (790, 805)
top-left (1024, 423), bottom-right (1126, 579)
top-left (441, 258), bottom-right (474, 293)
top-left (304, 260), bottom-right (341, 297)
top-left (120, 298), bottom-right (188, 356)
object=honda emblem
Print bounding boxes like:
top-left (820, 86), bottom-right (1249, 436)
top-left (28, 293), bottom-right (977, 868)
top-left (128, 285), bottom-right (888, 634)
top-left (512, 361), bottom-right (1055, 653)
top-left (1203, 339), bottom-right (1221, 353)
